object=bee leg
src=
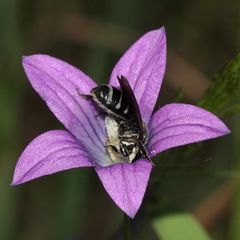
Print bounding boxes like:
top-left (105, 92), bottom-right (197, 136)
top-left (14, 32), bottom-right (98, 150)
top-left (105, 143), bottom-right (118, 153)
top-left (75, 88), bottom-right (92, 100)
top-left (95, 112), bottom-right (105, 118)
top-left (139, 144), bottom-right (155, 166)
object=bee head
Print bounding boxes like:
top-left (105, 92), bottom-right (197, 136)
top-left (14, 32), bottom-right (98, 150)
top-left (119, 140), bottom-right (139, 162)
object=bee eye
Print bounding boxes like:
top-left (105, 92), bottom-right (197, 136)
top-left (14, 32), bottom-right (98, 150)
top-left (120, 147), bottom-right (128, 157)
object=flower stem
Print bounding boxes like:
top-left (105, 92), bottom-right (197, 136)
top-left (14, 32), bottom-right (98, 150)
top-left (123, 213), bottom-right (130, 240)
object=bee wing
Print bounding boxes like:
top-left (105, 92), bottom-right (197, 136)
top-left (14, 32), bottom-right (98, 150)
top-left (117, 75), bottom-right (144, 139)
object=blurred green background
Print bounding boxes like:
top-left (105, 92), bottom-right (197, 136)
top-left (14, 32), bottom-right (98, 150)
top-left (0, 0), bottom-right (239, 239)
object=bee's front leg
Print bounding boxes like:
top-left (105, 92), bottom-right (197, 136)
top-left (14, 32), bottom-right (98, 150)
top-left (76, 88), bottom-right (93, 100)
top-left (139, 143), bottom-right (155, 166)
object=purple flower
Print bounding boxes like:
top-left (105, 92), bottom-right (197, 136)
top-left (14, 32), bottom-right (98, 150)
top-left (12, 27), bottom-right (230, 218)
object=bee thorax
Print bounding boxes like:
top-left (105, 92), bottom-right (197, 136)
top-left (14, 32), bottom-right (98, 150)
top-left (118, 121), bottom-right (139, 139)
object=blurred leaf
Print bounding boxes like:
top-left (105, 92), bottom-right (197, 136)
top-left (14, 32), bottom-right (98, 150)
top-left (199, 53), bottom-right (240, 117)
top-left (153, 213), bottom-right (211, 240)
top-left (229, 114), bottom-right (240, 240)
top-left (0, 1), bottom-right (23, 240)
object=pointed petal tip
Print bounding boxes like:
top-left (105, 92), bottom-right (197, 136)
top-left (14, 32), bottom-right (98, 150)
top-left (213, 119), bottom-right (231, 136)
top-left (151, 26), bottom-right (165, 33)
top-left (22, 54), bottom-right (55, 66)
top-left (22, 54), bottom-right (36, 61)
top-left (22, 54), bottom-right (42, 63)
top-left (156, 26), bottom-right (166, 37)
top-left (10, 175), bottom-right (25, 186)
top-left (127, 212), bottom-right (137, 219)
top-left (22, 55), bottom-right (29, 64)
top-left (22, 55), bottom-right (37, 66)
top-left (10, 179), bottom-right (20, 187)
top-left (11, 172), bottom-right (45, 186)
top-left (224, 127), bottom-right (231, 135)
top-left (159, 26), bottom-right (165, 33)
top-left (10, 181), bottom-right (16, 187)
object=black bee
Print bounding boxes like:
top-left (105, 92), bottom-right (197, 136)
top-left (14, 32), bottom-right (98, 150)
top-left (78, 75), bottom-right (151, 163)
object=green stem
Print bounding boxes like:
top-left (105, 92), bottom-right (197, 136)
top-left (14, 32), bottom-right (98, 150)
top-left (123, 213), bottom-right (130, 240)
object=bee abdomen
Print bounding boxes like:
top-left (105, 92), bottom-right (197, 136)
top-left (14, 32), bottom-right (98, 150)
top-left (91, 85), bottom-right (131, 119)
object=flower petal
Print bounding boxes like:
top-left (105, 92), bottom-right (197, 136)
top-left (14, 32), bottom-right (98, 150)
top-left (22, 55), bottom-right (111, 166)
top-left (109, 27), bottom-right (166, 123)
top-left (12, 130), bottom-right (93, 185)
top-left (95, 159), bottom-right (152, 218)
top-left (148, 103), bottom-right (230, 157)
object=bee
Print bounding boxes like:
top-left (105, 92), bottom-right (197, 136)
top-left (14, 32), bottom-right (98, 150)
top-left (78, 76), bottom-right (152, 164)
